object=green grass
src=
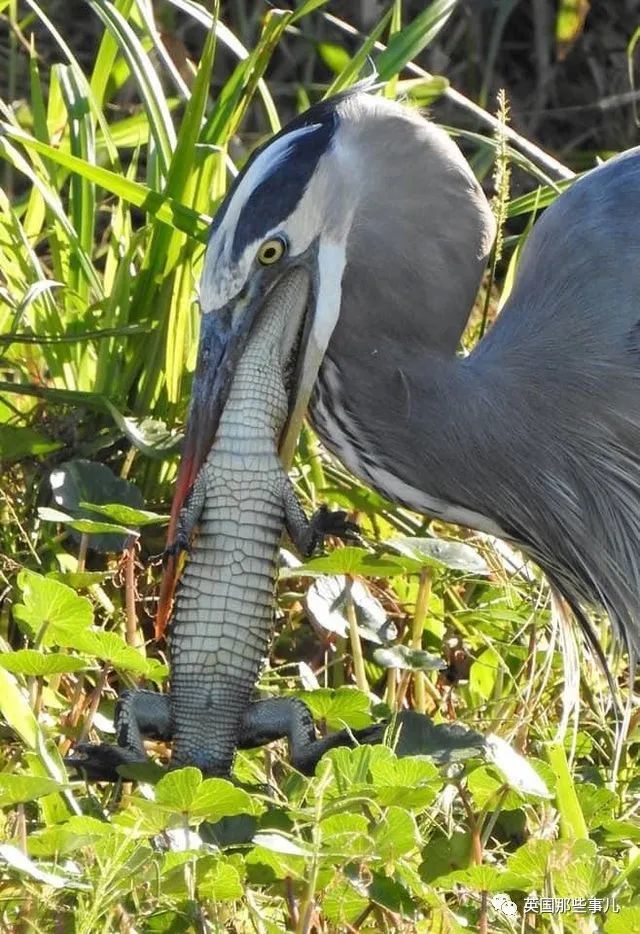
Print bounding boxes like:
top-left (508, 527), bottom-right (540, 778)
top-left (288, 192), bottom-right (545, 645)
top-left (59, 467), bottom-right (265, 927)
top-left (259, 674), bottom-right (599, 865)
top-left (1, 1), bottom-right (639, 931)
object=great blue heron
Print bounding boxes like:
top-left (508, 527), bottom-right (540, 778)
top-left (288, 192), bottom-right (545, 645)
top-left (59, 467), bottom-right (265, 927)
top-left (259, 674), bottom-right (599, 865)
top-left (168, 86), bottom-right (640, 666)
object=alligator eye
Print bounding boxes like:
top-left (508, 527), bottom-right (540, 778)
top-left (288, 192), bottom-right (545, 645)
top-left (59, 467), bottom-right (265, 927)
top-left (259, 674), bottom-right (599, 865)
top-left (258, 235), bottom-right (287, 266)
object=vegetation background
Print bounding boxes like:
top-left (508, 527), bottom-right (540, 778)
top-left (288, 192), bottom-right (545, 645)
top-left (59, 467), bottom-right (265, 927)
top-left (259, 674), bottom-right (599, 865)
top-left (0, 1), bottom-right (639, 931)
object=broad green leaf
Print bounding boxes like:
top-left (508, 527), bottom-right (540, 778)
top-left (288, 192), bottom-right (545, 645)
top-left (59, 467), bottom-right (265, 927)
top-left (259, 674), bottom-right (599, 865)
top-left (78, 502), bottom-right (168, 526)
top-left (469, 646), bottom-right (501, 700)
top-left (197, 860), bottom-right (244, 900)
top-left (28, 816), bottom-right (113, 857)
top-left (605, 907), bottom-right (640, 934)
top-left (0, 774), bottom-right (61, 809)
top-left (323, 877), bottom-right (369, 925)
top-left (49, 460), bottom-right (144, 552)
top-left (0, 650), bottom-right (89, 676)
top-left (154, 769), bottom-right (257, 821)
top-left (485, 736), bottom-right (552, 799)
top-left (373, 807), bottom-right (421, 860)
top-left (245, 844), bottom-right (306, 882)
top-left (318, 813), bottom-right (372, 858)
top-left (306, 575), bottom-right (391, 642)
top-left (385, 537), bottom-right (490, 575)
top-left (294, 687), bottom-right (373, 730)
top-left (252, 832), bottom-right (311, 857)
top-left (72, 631), bottom-right (149, 673)
top-left (369, 749), bottom-right (441, 808)
top-left (0, 668), bottom-right (38, 749)
top-left (14, 570), bottom-right (93, 645)
top-left (367, 872), bottom-right (417, 917)
top-left (0, 425), bottom-right (61, 461)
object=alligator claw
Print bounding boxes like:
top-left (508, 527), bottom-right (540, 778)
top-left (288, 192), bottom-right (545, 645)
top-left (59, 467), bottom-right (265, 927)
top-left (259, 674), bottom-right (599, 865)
top-left (64, 743), bottom-right (145, 783)
top-left (162, 534), bottom-right (190, 564)
top-left (309, 505), bottom-right (362, 549)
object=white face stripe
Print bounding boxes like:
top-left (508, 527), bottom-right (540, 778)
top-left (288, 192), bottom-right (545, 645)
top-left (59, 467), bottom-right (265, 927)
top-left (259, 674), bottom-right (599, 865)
top-left (219, 123), bottom-right (322, 246)
top-left (279, 237), bottom-right (349, 467)
top-left (200, 136), bottom-right (345, 314)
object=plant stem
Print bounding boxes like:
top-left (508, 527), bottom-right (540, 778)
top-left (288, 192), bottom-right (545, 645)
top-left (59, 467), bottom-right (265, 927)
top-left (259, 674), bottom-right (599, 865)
top-left (346, 576), bottom-right (369, 694)
top-left (410, 567), bottom-right (432, 714)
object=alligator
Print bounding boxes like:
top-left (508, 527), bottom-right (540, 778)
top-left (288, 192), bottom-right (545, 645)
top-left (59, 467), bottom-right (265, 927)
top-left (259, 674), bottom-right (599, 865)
top-left (66, 268), bottom-right (371, 781)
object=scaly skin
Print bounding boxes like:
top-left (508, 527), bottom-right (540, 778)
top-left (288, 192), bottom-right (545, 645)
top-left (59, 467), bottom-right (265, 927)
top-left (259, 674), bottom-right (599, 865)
top-left (65, 271), bottom-right (360, 780)
top-left (170, 271), bottom-right (318, 774)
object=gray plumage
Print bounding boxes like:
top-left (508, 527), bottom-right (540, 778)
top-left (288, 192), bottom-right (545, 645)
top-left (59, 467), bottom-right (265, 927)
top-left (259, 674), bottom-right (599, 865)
top-left (197, 86), bottom-right (640, 662)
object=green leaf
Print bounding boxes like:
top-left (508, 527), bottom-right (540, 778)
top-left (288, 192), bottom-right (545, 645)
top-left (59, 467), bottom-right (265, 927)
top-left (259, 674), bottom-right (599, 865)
top-left (323, 877), bottom-right (369, 925)
top-left (71, 631), bottom-right (149, 673)
top-left (605, 906), bottom-right (640, 934)
top-left (197, 860), bottom-right (244, 900)
top-left (78, 502), bottom-right (168, 526)
top-left (0, 650), bottom-right (89, 676)
top-left (154, 769), bottom-right (257, 821)
top-left (294, 687), bottom-right (373, 730)
top-left (545, 741), bottom-right (589, 840)
top-left (14, 570), bottom-right (93, 646)
top-left (485, 736), bottom-right (552, 799)
top-left (49, 460), bottom-right (145, 552)
top-left (317, 43), bottom-right (351, 75)
top-left (0, 122), bottom-right (209, 240)
top-left (376, 0), bottom-right (458, 79)
top-left (284, 547), bottom-right (422, 579)
top-left (373, 645), bottom-right (445, 672)
top-left (319, 813), bottom-right (372, 858)
top-left (39, 510), bottom-right (134, 537)
top-left (0, 425), bottom-right (61, 461)
top-left (27, 816), bottom-right (113, 857)
top-left (367, 872), bottom-right (417, 917)
top-left (0, 843), bottom-right (88, 890)
top-left (369, 748), bottom-right (442, 809)
top-left (399, 75), bottom-right (450, 105)
top-left (0, 774), bottom-right (61, 808)
top-left (385, 537), bottom-right (490, 575)
top-left (469, 646), bottom-right (501, 701)
top-left (373, 807), bottom-right (420, 860)
top-left (0, 668), bottom-right (39, 750)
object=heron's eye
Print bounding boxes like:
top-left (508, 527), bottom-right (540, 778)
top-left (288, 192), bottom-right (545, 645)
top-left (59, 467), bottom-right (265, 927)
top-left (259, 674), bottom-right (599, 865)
top-left (257, 235), bottom-right (287, 266)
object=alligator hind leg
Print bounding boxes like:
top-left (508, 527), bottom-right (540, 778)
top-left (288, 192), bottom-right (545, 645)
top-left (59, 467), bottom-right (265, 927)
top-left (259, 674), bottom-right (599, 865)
top-left (239, 697), bottom-right (385, 775)
top-left (65, 694), bottom-right (383, 781)
top-left (64, 690), bottom-right (173, 781)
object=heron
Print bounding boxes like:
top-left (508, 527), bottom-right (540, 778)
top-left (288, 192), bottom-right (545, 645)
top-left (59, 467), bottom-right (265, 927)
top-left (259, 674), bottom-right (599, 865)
top-left (169, 85), bottom-right (640, 672)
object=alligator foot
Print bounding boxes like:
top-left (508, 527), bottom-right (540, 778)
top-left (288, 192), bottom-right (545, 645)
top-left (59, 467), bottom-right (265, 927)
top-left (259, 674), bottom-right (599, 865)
top-left (283, 482), bottom-right (361, 557)
top-left (161, 532), bottom-right (190, 563)
top-left (64, 742), bottom-right (147, 782)
top-left (307, 504), bottom-right (361, 551)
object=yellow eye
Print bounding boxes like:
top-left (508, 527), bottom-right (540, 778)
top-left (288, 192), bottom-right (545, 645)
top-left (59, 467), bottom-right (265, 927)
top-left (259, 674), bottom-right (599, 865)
top-left (257, 236), bottom-right (287, 266)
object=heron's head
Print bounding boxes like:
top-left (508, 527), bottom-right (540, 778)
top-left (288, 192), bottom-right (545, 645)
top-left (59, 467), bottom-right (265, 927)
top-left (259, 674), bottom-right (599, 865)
top-left (172, 87), bottom-right (495, 519)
